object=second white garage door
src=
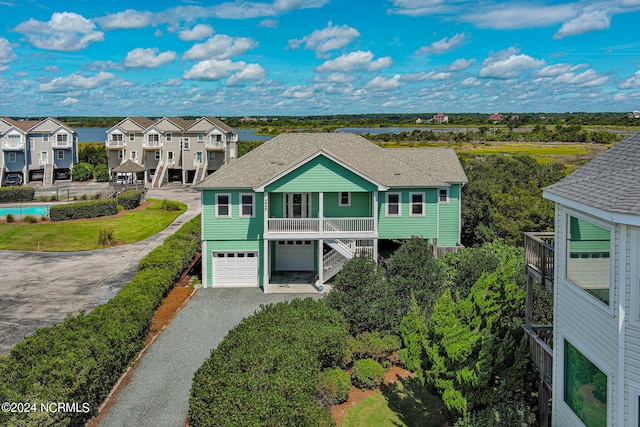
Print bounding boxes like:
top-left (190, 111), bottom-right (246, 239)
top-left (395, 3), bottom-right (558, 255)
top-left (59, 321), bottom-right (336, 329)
top-left (212, 252), bottom-right (259, 286)
top-left (275, 241), bottom-right (314, 271)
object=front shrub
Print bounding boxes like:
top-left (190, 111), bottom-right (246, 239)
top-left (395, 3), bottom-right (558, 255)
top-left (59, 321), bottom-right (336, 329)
top-left (116, 190), bottom-right (142, 210)
top-left (344, 332), bottom-right (401, 364)
top-left (351, 358), bottom-right (385, 390)
top-left (72, 162), bottom-right (94, 182)
top-left (5, 213), bottom-right (14, 223)
top-left (49, 198), bottom-right (118, 221)
top-left (189, 299), bottom-right (349, 427)
top-left (23, 215), bottom-right (37, 223)
top-left (98, 228), bottom-right (114, 246)
top-left (0, 186), bottom-right (34, 203)
top-left (315, 368), bottom-right (351, 406)
top-left (94, 164), bottom-right (109, 182)
top-left (161, 199), bottom-right (183, 211)
top-left (452, 399), bottom-right (537, 427)
top-left (0, 215), bottom-right (201, 426)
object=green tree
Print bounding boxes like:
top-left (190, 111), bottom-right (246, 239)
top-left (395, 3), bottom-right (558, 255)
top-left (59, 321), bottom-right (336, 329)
top-left (72, 162), bottom-right (94, 181)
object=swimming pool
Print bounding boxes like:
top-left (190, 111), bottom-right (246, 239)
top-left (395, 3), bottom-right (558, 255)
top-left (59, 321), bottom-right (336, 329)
top-left (0, 205), bottom-right (50, 218)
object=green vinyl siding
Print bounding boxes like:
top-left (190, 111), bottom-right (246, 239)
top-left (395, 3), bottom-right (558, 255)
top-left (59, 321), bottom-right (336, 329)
top-left (377, 189), bottom-right (438, 239)
top-left (437, 184), bottom-right (461, 246)
top-left (323, 192), bottom-right (371, 217)
top-left (202, 190), bottom-right (264, 241)
top-left (205, 240), bottom-right (263, 287)
top-left (265, 155), bottom-right (377, 193)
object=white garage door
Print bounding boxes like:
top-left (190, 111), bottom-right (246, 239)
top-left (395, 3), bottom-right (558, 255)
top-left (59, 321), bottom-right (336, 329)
top-left (275, 241), bottom-right (314, 271)
top-left (212, 252), bottom-right (259, 286)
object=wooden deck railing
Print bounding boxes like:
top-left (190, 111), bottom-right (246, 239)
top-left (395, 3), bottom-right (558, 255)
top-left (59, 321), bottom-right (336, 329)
top-left (267, 217), bottom-right (374, 234)
top-left (524, 232), bottom-right (555, 290)
top-left (523, 325), bottom-right (553, 392)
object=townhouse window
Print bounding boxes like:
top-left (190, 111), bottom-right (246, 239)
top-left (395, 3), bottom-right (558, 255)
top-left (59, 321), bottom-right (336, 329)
top-left (230, 148), bottom-right (236, 159)
top-left (7, 135), bottom-right (20, 143)
top-left (112, 134), bottom-right (123, 142)
top-left (57, 134), bottom-right (67, 143)
top-left (148, 134), bottom-right (159, 143)
top-left (29, 139), bottom-right (34, 150)
top-left (181, 139), bottom-right (190, 150)
top-left (43, 134), bottom-right (49, 142)
top-left (57, 150), bottom-right (64, 160)
top-left (216, 193), bottom-right (231, 218)
top-left (197, 133), bottom-right (204, 142)
top-left (166, 133), bottom-right (172, 142)
top-left (118, 149), bottom-right (124, 159)
top-left (566, 214), bottom-right (611, 305)
top-left (129, 133), bottom-right (135, 142)
top-left (154, 150), bottom-right (160, 161)
top-left (8, 152), bottom-right (16, 162)
top-left (386, 192), bottom-right (401, 216)
top-left (564, 340), bottom-right (607, 426)
top-left (439, 188), bottom-right (449, 203)
top-left (130, 150), bottom-right (138, 162)
top-left (215, 134), bottom-right (222, 142)
top-left (240, 193), bottom-right (254, 218)
top-left (410, 192), bottom-right (425, 216)
top-left (339, 192), bottom-right (351, 206)
top-left (208, 152), bottom-right (216, 161)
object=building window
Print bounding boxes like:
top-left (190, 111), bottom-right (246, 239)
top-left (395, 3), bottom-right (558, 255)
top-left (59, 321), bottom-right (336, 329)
top-left (230, 148), bottom-right (236, 159)
top-left (410, 192), bottom-right (425, 216)
top-left (197, 133), bottom-right (204, 142)
top-left (118, 149), bottom-right (124, 160)
top-left (208, 151), bottom-right (216, 161)
top-left (7, 134), bottom-right (20, 143)
top-left (148, 134), bottom-right (159, 143)
top-left (386, 192), bottom-right (401, 216)
top-left (8, 152), bottom-right (16, 162)
top-left (129, 133), bottom-right (135, 142)
top-left (216, 193), bottom-right (231, 218)
top-left (43, 134), bottom-right (49, 142)
top-left (566, 215), bottom-right (611, 305)
top-left (240, 193), bottom-right (254, 218)
top-left (339, 192), bottom-right (351, 206)
top-left (57, 150), bottom-right (64, 160)
top-left (181, 139), bottom-right (190, 150)
top-left (130, 150), bottom-right (138, 162)
top-left (166, 133), bottom-right (172, 142)
top-left (29, 139), bottom-right (34, 150)
top-left (112, 134), bottom-right (123, 142)
top-left (154, 150), bottom-right (160, 161)
top-left (57, 134), bottom-right (67, 143)
top-left (439, 188), bottom-right (449, 203)
top-left (564, 340), bottom-right (607, 426)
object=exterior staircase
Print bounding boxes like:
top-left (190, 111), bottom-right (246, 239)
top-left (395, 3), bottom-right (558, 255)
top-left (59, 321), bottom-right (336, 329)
top-left (192, 163), bottom-right (206, 185)
top-left (320, 239), bottom-right (375, 283)
top-left (151, 162), bottom-right (166, 188)
top-left (0, 156), bottom-right (4, 187)
top-left (43, 163), bottom-right (54, 187)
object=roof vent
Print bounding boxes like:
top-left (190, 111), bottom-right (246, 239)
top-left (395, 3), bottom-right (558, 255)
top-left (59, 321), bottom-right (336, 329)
top-left (394, 172), bottom-right (401, 176)
top-left (270, 161), bottom-right (284, 165)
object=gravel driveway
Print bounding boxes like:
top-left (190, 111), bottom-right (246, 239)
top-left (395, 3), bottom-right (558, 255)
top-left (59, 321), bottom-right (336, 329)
top-left (97, 288), bottom-right (321, 427)
top-left (0, 185), bottom-right (201, 355)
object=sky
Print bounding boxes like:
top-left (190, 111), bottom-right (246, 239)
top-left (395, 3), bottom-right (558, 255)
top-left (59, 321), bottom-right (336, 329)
top-left (0, 0), bottom-right (639, 117)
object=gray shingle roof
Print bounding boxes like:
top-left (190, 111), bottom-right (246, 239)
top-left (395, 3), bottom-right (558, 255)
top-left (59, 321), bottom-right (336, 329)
top-left (196, 133), bottom-right (468, 190)
top-left (544, 131), bottom-right (640, 215)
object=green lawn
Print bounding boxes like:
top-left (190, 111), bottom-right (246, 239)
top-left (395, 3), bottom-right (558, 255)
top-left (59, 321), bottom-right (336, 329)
top-left (343, 378), bottom-right (446, 427)
top-left (0, 199), bottom-right (186, 251)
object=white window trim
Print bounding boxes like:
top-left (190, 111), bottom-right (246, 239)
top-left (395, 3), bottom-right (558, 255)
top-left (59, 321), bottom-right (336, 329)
top-left (630, 382), bottom-right (640, 427)
top-left (216, 193), bottom-right (232, 218)
top-left (154, 150), bottom-right (160, 161)
top-left (166, 133), bottom-right (172, 142)
top-left (29, 139), bottom-right (34, 150)
top-left (338, 192), bottom-right (351, 207)
top-left (409, 192), bottom-right (425, 217)
top-left (439, 188), bottom-right (450, 204)
top-left (43, 134), bottom-right (49, 143)
top-left (386, 192), bottom-right (401, 217)
top-left (283, 193), bottom-right (312, 218)
top-left (57, 150), bottom-right (64, 160)
top-left (118, 149), bottom-right (124, 160)
top-left (129, 133), bottom-right (135, 142)
top-left (8, 152), bottom-right (16, 162)
top-left (632, 229), bottom-right (640, 327)
top-left (239, 193), bottom-right (255, 218)
top-left (197, 133), bottom-right (204, 142)
top-left (563, 208), bottom-right (615, 314)
top-left (208, 151), bottom-right (216, 161)
top-left (130, 150), bottom-right (138, 162)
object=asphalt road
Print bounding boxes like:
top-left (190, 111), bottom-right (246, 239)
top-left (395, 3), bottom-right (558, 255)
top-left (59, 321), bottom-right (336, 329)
top-left (0, 185), bottom-right (201, 355)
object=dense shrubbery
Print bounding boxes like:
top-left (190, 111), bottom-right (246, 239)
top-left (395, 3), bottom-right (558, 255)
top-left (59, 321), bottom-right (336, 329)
top-left (94, 164), bottom-right (109, 182)
top-left (452, 399), bottom-right (537, 427)
top-left (160, 198), bottom-right (183, 211)
top-left (0, 215), bottom-right (201, 426)
top-left (49, 198), bottom-right (118, 221)
top-left (351, 359), bottom-right (385, 390)
top-left (0, 186), bottom-right (34, 203)
top-left (116, 190), bottom-right (142, 210)
top-left (72, 162), bottom-right (94, 182)
top-left (189, 298), bottom-right (350, 427)
top-left (315, 368), bottom-right (351, 406)
top-left (344, 332), bottom-right (401, 365)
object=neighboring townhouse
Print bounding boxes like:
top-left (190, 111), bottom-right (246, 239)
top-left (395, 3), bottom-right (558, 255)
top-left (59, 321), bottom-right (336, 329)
top-left (432, 112), bottom-right (449, 124)
top-left (105, 116), bottom-right (237, 187)
top-left (195, 132), bottom-right (467, 292)
top-left (525, 131), bottom-right (640, 426)
top-left (0, 117), bottom-right (78, 187)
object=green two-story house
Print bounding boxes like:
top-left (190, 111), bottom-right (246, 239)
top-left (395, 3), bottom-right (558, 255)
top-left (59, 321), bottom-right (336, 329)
top-left (195, 133), bottom-right (467, 292)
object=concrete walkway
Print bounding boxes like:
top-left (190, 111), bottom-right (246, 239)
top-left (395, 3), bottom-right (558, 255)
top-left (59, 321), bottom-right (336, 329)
top-left (97, 288), bottom-right (321, 427)
top-left (0, 185), bottom-right (201, 355)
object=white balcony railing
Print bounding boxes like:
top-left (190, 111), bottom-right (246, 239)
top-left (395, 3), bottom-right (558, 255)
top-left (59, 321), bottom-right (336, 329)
top-left (52, 140), bottom-right (72, 148)
top-left (2, 141), bottom-right (25, 150)
top-left (267, 217), bottom-right (375, 234)
top-left (106, 139), bottom-right (126, 148)
top-left (206, 140), bottom-right (225, 149)
top-left (143, 140), bottom-right (163, 149)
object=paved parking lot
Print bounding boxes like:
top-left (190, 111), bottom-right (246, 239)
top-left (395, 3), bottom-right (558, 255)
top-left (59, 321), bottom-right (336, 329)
top-left (0, 185), bottom-right (201, 355)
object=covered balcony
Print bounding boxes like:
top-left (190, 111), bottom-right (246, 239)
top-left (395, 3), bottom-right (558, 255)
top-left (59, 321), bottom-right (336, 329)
top-left (267, 217), bottom-right (375, 235)
top-left (2, 138), bottom-right (25, 150)
top-left (105, 137), bottom-right (126, 149)
top-left (205, 140), bottom-right (225, 150)
top-left (142, 137), bottom-right (163, 149)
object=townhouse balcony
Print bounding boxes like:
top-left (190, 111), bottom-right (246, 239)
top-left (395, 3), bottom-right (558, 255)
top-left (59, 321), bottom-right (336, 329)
top-left (142, 140), bottom-right (163, 149)
top-left (105, 139), bottom-right (126, 149)
top-left (265, 217), bottom-right (376, 239)
top-left (52, 139), bottom-right (73, 149)
top-left (206, 140), bottom-right (225, 149)
top-left (524, 231), bottom-right (554, 290)
top-left (2, 140), bottom-right (25, 150)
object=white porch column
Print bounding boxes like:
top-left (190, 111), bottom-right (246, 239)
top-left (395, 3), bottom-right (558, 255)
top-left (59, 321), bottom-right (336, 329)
top-left (373, 238), bottom-right (379, 263)
top-left (263, 192), bottom-right (269, 234)
top-left (373, 191), bottom-right (379, 233)
top-left (318, 239), bottom-right (324, 286)
top-left (319, 191), bottom-right (324, 233)
top-left (263, 238), bottom-right (269, 293)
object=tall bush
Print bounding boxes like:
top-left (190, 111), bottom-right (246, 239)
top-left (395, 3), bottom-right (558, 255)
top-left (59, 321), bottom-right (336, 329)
top-left (94, 164), bottom-right (109, 182)
top-left (49, 199), bottom-right (118, 221)
top-left (72, 162), bottom-right (94, 182)
top-left (0, 186), bottom-right (34, 203)
top-left (116, 190), bottom-right (142, 210)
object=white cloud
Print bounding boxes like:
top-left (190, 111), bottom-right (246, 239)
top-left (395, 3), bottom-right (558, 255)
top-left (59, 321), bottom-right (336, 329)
top-left (44, 65), bottom-right (61, 73)
top-left (183, 59), bottom-right (246, 81)
top-left (259, 19), bottom-right (279, 28)
top-left (447, 58), bottom-right (475, 72)
top-left (15, 12), bottom-right (104, 52)
top-left (314, 73), bottom-right (356, 83)
top-left (387, 0), bottom-right (449, 16)
top-left (533, 63), bottom-right (589, 78)
top-left (554, 9), bottom-right (611, 39)
top-left (124, 48), bottom-right (176, 68)
top-left (164, 78), bottom-right (183, 86)
top-left (315, 51), bottom-right (392, 73)
top-left (183, 35), bottom-right (258, 60)
top-left (402, 71), bottom-right (450, 81)
top-left (39, 71), bottom-right (114, 93)
top-left (96, 9), bottom-right (153, 30)
top-left (62, 97), bottom-right (78, 105)
top-left (619, 70), bottom-right (640, 89)
top-left (0, 37), bottom-right (17, 65)
top-left (288, 22), bottom-right (360, 57)
top-left (179, 24), bottom-right (214, 41)
top-left (273, 0), bottom-right (329, 12)
top-left (226, 63), bottom-right (267, 86)
top-left (365, 75), bottom-right (403, 91)
top-left (417, 33), bottom-right (468, 54)
top-left (282, 85), bottom-right (314, 99)
top-left (554, 69), bottom-right (609, 86)
top-left (463, 4), bottom-right (574, 29)
top-left (461, 77), bottom-right (482, 87)
top-left (479, 48), bottom-right (544, 79)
